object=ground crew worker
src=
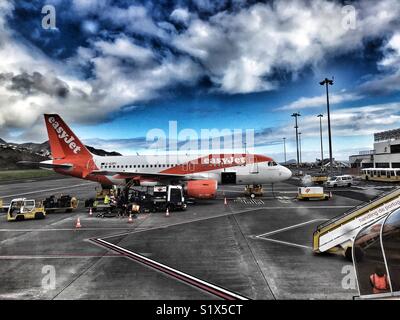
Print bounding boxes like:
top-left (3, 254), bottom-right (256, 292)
top-left (104, 194), bottom-right (110, 204)
top-left (370, 266), bottom-right (389, 294)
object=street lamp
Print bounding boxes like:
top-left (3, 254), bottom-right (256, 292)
top-left (291, 112), bottom-right (301, 169)
top-left (320, 78), bottom-right (334, 172)
top-left (283, 137), bottom-right (287, 164)
top-left (298, 132), bottom-right (302, 165)
top-left (317, 114), bottom-right (324, 170)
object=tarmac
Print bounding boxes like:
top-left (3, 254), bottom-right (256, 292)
top-left (0, 176), bottom-right (390, 300)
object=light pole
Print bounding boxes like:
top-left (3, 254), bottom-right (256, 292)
top-left (317, 114), bottom-right (324, 170)
top-left (291, 112), bottom-right (301, 169)
top-left (320, 78), bottom-right (334, 172)
top-left (298, 132), bottom-right (302, 165)
top-left (283, 137), bottom-right (287, 164)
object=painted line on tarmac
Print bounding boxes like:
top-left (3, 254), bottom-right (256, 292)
top-left (254, 237), bottom-right (311, 250)
top-left (0, 182), bottom-right (96, 198)
top-left (98, 205), bottom-right (353, 241)
top-left (256, 219), bottom-right (328, 238)
top-left (252, 219), bottom-right (329, 250)
top-left (90, 238), bottom-right (249, 301)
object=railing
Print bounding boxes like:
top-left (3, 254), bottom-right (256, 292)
top-left (315, 187), bottom-right (400, 231)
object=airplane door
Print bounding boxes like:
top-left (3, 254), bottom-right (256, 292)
top-left (249, 156), bottom-right (259, 174)
top-left (221, 172), bottom-right (236, 184)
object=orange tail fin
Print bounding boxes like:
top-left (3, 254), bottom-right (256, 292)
top-left (44, 114), bottom-right (91, 159)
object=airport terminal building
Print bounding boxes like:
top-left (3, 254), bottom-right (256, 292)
top-left (350, 128), bottom-right (400, 171)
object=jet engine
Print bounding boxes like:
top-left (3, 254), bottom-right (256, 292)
top-left (185, 179), bottom-right (218, 199)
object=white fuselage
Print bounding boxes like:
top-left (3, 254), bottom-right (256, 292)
top-left (90, 154), bottom-right (292, 186)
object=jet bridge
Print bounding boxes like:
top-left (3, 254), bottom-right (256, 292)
top-left (313, 187), bottom-right (400, 259)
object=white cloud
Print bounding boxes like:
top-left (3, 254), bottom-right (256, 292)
top-left (279, 92), bottom-right (363, 111)
top-left (93, 37), bottom-right (155, 64)
top-left (1, 0), bottom-right (400, 143)
top-left (102, 5), bottom-right (169, 39)
top-left (173, 0), bottom-right (400, 94)
top-left (0, 5), bottom-right (202, 142)
top-left (284, 102), bottom-right (400, 139)
top-left (170, 8), bottom-right (192, 25)
top-left (359, 32), bottom-right (400, 95)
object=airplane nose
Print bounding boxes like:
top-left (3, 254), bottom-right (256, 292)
top-left (282, 166), bottom-right (292, 180)
top-left (286, 167), bottom-right (292, 179)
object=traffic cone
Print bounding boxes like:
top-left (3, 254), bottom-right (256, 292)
top-left (128, 214), bottom-right (133, 223)
top-left (329, 191), bottom-right (333, 199)
top-left (165, 207), bottom-right (170, 217)
top-left (75, 217), bottom-right (81, 228)
top-left (89, 207), bottom-right (93, 217)
top-left (224, 197), bottom-right (228, 205)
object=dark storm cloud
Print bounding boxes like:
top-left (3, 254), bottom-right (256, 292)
top-left (0, 71), bottom-right (70, 98)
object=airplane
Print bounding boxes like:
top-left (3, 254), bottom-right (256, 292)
top-left (29, 114), bottom-right (292, 199)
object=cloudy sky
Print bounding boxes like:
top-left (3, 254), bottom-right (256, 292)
top-left (0, 0), bottom-right (399, 161)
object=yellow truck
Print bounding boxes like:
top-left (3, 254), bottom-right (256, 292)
top-left (7, 198), bottom-right (46, 221)
top-left (297, 187), bottom-right (330, 201)
top-left (311, 174), bottom-right (328, 185)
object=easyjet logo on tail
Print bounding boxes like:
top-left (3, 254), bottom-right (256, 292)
top-left (48, 116), bottom-right (81, 154)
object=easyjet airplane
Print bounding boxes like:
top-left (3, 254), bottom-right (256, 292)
top-left (33, 114), bottom-right (292, 199)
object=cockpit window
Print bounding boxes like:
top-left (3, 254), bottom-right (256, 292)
top-left (268, 161), bottom-right (278, 166)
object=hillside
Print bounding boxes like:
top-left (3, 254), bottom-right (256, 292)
top-left (0, 139), bottom-right (121, 170)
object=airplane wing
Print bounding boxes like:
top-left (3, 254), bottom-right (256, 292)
top-left (89, 170), bottom-right (186, 179)
top-left (17, 161), bottom-right (73, 170)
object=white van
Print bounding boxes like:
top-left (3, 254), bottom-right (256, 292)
top-left (325, 175), bottom-right (353, 188)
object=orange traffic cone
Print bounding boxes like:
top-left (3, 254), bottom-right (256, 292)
top-left (89, 207), bottom-right (93, 217)
top-left (165, 207), bottom-right (170, 217)
top-left (75, 217), bottom-right (82, 228)
top-left (224, 197), bottom-right (228, 205)
top-left (128, 214), bottom-right (133, 223)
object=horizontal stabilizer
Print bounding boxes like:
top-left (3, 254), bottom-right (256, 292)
top-left (17, 161), bottom-right (73, 170)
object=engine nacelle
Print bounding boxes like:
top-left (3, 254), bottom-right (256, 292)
top-left (185, 179), bottom-right (218, 199)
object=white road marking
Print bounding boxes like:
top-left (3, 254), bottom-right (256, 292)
top-left (0, 182), bottom-right (96, 198)
top-left (99, 205), bottom-right (348, 240)
top-left (254, 237), bottom-right (312, 250)
top-left (256, 219), bottom-right (328, 238)
top-left (252, 218), bottom-right (329, 250)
